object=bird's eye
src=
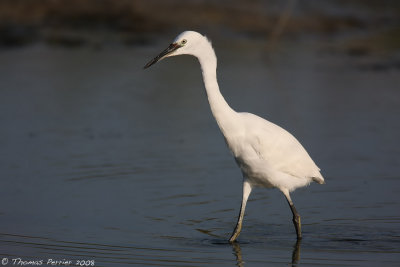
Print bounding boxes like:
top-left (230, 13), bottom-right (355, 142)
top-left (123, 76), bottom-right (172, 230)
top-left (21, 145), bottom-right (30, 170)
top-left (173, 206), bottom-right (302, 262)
top-left (181, 39), bottom-right (187, 45)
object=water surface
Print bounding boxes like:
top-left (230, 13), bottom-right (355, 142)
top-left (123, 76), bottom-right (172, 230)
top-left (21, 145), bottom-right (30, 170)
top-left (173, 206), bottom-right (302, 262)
top-left (0, 39), bottom-right (399, 266)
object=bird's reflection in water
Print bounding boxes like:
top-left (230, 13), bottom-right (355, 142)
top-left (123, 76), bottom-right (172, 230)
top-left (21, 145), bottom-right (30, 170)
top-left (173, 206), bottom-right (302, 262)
top-left (231, 239), bottom-right (302, 267)
top-left (231, 242), bottom-right (244, 267)
top-left (291, 239), bottom-right (301, 266)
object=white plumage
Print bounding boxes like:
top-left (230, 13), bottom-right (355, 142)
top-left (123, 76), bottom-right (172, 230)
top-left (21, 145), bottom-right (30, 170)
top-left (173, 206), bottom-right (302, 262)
top-left (144, 31), bottom-right (324, 242)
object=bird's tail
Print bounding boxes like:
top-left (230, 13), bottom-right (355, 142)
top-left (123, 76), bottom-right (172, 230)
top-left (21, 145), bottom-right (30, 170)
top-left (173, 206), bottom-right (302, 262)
top-left (312, 176), bottom-right (325, 184)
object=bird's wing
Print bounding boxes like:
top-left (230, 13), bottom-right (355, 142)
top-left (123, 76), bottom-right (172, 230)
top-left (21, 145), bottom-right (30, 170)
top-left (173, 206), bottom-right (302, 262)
top-left (240, 113), bottom-right (322, 180)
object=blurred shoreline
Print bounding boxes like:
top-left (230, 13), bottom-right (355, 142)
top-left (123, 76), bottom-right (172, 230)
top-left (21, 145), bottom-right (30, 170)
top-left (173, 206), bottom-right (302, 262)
top-left (0, 0), bottom-right (399, 53)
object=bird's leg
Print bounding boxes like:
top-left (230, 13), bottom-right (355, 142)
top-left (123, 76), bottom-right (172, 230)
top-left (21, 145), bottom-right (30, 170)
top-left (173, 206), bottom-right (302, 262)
top-left (282, 190), bottom-right (302, 240)
top-left (229, 180), bottom-right (252, 243)
top-left (289, 202), bottom-right (302, 239)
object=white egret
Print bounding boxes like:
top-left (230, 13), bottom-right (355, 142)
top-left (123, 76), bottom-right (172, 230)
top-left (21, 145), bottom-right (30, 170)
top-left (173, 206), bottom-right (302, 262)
top-left (144, 31), bottom-right (325, 242)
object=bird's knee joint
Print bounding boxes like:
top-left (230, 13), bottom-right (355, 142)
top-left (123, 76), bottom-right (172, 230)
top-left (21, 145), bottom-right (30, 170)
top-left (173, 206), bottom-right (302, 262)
top-left (293, 215), bottom-right (301, 224)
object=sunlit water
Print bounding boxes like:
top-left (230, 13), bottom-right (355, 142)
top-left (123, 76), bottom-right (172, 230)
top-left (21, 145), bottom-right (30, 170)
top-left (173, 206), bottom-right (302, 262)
top-left (0, 37), bottom-right (399, 266)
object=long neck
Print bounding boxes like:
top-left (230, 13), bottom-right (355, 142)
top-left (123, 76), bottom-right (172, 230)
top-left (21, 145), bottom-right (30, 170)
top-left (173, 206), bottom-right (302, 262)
top-left (196, 44), bottom-right (237, 135)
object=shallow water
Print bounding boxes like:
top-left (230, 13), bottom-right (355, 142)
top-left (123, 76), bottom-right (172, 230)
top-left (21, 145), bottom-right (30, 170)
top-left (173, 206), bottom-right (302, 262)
top-left (0, 38), bottom-right (399, 266)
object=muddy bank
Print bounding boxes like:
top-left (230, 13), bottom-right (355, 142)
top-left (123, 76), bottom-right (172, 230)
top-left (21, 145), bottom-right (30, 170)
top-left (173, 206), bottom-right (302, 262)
top-left (0, 0), bottom-right (399, 48)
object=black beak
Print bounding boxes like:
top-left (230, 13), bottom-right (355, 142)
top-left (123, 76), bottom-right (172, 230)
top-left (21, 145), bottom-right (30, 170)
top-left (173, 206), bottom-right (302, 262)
top-left (144, 43), bottom-right (180, 69)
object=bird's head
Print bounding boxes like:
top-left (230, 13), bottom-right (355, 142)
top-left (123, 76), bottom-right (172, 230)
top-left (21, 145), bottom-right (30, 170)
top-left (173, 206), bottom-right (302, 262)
top-left (144, 31), bottom-right (207, 69)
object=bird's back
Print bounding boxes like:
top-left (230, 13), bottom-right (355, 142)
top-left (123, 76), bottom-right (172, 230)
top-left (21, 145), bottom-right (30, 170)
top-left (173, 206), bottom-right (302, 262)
top-left (224, 112), bottom-right (324, 191)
